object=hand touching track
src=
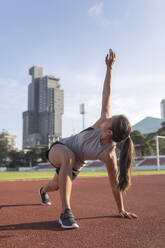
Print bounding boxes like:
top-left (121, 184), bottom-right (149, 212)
top-left (119, 210), bottom-right (138, 219)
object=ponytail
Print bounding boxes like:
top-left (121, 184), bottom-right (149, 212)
top-left (110, 114), bottom-right (134, 191)
top-left (118, 137), bottom-right (134, 192)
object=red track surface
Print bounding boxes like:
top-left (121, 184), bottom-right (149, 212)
top-left (0, 175), bottom-right (165, 248)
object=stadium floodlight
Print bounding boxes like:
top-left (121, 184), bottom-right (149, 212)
top-left (156, 136), bottom-right (165, 171)
top-left (80, 103), bottom-right (85, 130)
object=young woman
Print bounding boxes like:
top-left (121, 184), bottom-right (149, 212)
top-left (39, 49), bottom-right (137, 229)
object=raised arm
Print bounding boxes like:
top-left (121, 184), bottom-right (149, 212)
top-left (92, 49), bottom-right (116, 129)
top-left (101, 49), bottom-right (116, 118)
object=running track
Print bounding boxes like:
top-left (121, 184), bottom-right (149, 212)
top-left (0, 175), bottom-right (165, 248)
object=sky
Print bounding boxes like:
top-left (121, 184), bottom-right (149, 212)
top-left (0, 0), bottom-right (165, 149)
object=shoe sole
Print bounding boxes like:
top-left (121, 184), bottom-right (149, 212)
top-left (41, 202), bottom-right (51, 206)
top-left (59, 218), bottom-right (79, 229)
top-left (38, 189), bottom-right (52, 206)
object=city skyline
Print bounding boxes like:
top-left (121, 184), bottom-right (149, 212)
top-left (0, 0), bottom-right (164, 149)
top-left (23, 66), bottom-right (64, 149)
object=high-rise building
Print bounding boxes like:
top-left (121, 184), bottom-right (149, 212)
top-left (23, 66), bottom-right (64, 149)
top-left (160, 99), bottom-right (165, 119)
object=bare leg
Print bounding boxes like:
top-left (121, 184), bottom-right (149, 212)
top-left (41, 173), bottom-right (59, 194)
top-left (45, 144), bottom-right (75, 212)
top-left (58, 150), bottom-right (74, 213)
top-left (46, 144), bottom-right (78, 228)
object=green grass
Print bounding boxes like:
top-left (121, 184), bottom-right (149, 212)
top-left (132, 170), bottom-right (165, 175)
top-left (0, 170), bottom-right (165, 181)
top-left (0, 171), bottom-right (55, 181)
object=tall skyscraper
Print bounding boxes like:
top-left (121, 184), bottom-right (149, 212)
top-left (160, 99), bottom-right (165, 119)
top-left (23, 66), bottom-right (64, 149)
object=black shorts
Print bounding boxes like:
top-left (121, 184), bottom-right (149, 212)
top-left (46, 141), bottom-right (79, 180)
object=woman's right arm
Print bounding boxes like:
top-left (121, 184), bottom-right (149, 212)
top-left (100, 150), bottom-right (137, 219)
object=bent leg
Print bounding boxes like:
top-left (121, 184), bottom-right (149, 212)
top-left (58, 148), bottom-right (75, 213)
top-left (47, 144), bottom-right (78, 228)
top-left (41, 173), bottom-right (59, 194)
top-left (46, 144), bottom-right (76, 212)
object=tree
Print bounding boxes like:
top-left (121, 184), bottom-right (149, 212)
top-left (131, 130), bottom-right (153, 156)
top-left (37, 148), bottom-right (48, 163)
top-left (161, 121), bottom-right (165, 128)
top-left (146, 122), bottom-right (165, 155)
top-left (24, 148), bottom-right (47, 167)
top-left (24, 149), bottom-right (38, 167)
top-left (7, 150), bottom-right (24, 168)
top-left (0, 132), bottom-right (11, 164)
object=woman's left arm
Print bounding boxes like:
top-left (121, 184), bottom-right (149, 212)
top-left (100, 149), bottom-right (137, 219)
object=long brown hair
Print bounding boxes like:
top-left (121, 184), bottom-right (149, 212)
top-left (110, 115), bottom-right (134, 192)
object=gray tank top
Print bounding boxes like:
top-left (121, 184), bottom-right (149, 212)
top-left (60, 128), bottom-right (115, 171)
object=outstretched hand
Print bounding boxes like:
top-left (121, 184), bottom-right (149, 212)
top-left (119, 210), bottom-right (138, 219)
top-left (105, 48), bottom-right (116, 69)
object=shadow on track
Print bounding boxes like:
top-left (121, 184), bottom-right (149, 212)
top-left (0, 235), bottom-right (13, 239)
top-left (0, 221), bottom-right (69, 232)
top-left (0, 215), bottom-right (122, 232)
top-left (0, 203), bottom-right (41, 209)
top-left (76, 215), bottom-right (121, 221)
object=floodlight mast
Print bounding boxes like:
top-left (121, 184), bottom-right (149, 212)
top-left (156, 136), bottom-right (160, 171)
top-left (156, 135), bottom-right (165, 171)
top-left (80, 104), bottom-right (85, 130)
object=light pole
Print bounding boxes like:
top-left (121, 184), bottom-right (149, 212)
top-left (156, 136), bottom-right (160, 171)
top-left (80, 103), bottom-right (85, 130)
top-left (156, 135), bottom-right (165, 171)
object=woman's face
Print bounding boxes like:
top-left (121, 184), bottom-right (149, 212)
top-left (100, 115), bottom-right (120, 140)
top-left (101, 115), bottom-right (119, 131)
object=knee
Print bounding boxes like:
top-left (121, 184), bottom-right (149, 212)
top-left (54, 185), bottom-right (59, 190)
top-left (62, 150), bottom-right (75, 167)
top-left (68, 155), bottom-right (75, 166)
